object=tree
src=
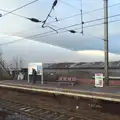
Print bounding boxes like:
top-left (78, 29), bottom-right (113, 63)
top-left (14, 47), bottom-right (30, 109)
top-left (0, 47), bottom-right (3, 60)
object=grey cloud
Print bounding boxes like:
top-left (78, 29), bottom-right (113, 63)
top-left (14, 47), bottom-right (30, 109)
top-left (31, 34), bottom-right (104, 51)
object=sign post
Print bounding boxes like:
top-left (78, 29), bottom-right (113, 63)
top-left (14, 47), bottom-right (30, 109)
top-left (28, 63), bottom-right (43, 84)
top-left (95, 73), bottom-right (104, 87)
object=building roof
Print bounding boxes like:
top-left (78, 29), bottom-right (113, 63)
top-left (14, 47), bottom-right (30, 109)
top-left (43, 61), bottom-right (120, 69)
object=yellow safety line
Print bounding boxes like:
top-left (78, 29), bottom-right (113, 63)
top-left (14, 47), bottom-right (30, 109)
top-left (0, 84), bottom-right (120, 102)
top-left (0, 81), bottom-right (120, 97)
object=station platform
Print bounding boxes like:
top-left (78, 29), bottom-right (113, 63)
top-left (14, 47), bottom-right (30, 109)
top-left (0, 80), bottom-right (120, 102)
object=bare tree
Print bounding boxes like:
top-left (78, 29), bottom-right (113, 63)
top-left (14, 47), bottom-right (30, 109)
top-left (0, 47), bottom-right (3, 61)
top-left (13, 56), bottom-right (19, 69)
top-left (11, 56), bottom-right (25, 79)
top-left (19, 57), bottom-right (24, 69)
top-left (0, 48), bottom-right (2, 80)
top-left (11, 56), bottom-right (25, 69)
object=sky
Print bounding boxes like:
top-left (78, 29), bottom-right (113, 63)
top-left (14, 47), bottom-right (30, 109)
top-left (0, 0), bottom-right (120, 65)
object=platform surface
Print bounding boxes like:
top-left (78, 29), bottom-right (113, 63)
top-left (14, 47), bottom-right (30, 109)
top-left (0, 80), bottom-right (120, 102)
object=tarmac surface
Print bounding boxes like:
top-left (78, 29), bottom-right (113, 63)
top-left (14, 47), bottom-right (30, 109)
top-left (0, 80), bottom-right (120, 102)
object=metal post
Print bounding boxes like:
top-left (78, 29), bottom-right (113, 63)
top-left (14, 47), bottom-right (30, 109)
top-left (0, 68), bottom-right (1, 81)
top-left (41, 67), bottom-right (43, 84)
top-left (28, 63), bottom-right (30, 83)
top-left (28, 73), bottom-right (30, 83)
top-left (104, 0), bottom-right (109, 85)
top-left (80, 0), bottom-right (84, 35)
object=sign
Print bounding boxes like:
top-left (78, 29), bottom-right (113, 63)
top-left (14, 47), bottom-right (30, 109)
top-left (28, 63), bottom-right (43, 75)
top-left (37, 65), bottom-right (42, 75)
top-left (95, 73), bottom-right (103, 87)
top-left (28, 63), bottom-right (43, 84)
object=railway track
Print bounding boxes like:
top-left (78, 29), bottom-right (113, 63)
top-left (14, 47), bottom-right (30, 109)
top-left (0, 99), bottom-right (119, 120)
top-left (0, 99), bottom-right (90, 120)
top-left (0, 88), bottom-right (120, 120)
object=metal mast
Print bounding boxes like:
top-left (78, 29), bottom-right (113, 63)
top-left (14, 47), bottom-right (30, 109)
top-left (104, 0), bottom-right (109, 85)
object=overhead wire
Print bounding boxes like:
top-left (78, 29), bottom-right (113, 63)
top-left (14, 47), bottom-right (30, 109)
top-left (0, 0), bottom-right (119, 21)
top-left (0, 0), bottom-right (42, 23)
top-left (0, 23), bottom-right (113, 47)
top-left (1, 0), bottom-right (39, 17)
top-left (13, 13), bottom-right (108, 37)
top-left (0, 0), bottom-right (119, 24)
top-left (0, 23), bottom-right (104, 46)
top-left (59, 0), bottom-right (120, 12)
top-left (59, 0), bottom-right (80, 10)
top-left (4, 12), bottom-right (120, 40)
top-left (3, 1), bottom-right (120, 36)
top-left (30, 23), bottom-right (105, 39)
top-left (0, 8), bottom-right (27, 19)
top-left (25, 19), bottom-right (120, 39)
top-left (24, 13), bottom-right (120, 39)
top-left (46, 1), bottom-right (120, 25)
top-left (82, 33), bottom-right (104, 41)
top-left (0, 1), bottom-right (119, 54)
top-left (1, 1), bottom-right (120, 46)
top-left (0, 24), bottom-right (99, 47)
top-left (1, 17), bottom-right (120, 47)
top-left (11, 16), bottom-right (104, 38)
top-left (4, 10), bottom-right (120, 38)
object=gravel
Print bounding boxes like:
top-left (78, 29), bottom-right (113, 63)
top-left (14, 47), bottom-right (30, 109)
top-left (0, 108), bottom-right (36, 120)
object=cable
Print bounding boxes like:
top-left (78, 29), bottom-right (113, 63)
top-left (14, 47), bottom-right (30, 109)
top-left (1, 11), bottom-right (120, 46)
top-left (2, 1), bottom-right (120, 35)
top-left (0, 8), bottom-right (42, 23)
top-left (0, 8), bottom-right (27, 19)
top-left (23, 13), bottom-right (120, 39)
top-left (16, 17), bottom-right (101, 38)
top-left (1, 18), bottom-right (120, 47)
top-left (7, 6), bottom-right (102, 35)
top-left (59, 0), bottom-right (120, 12)
top-left (7, 12), bottom-right (120, 39)
top-left (1, 1), bottom-right (120, 47)
top-left (0, 0), bottom-right (119, 23)
top-left (1, 0), bottom-right (39, 17)
top-left (79, 32), bottom-right (104, 41)
top-left (25, 18), bottom-right (120, 39)
top-left (46, 1), bottom-right (120, 25)
top-left (0, 23), bottom-right (110, 47)
top-left (30, 23), bottom-right (105, 39)
top-left (13, 25), bottom-right (41, 36)
top-left (59, 0), bottom-right (80, 10)
top-left (43, 25), bottom-right (58, 33)
top-left (0, 23), bottom-right (102, 46)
